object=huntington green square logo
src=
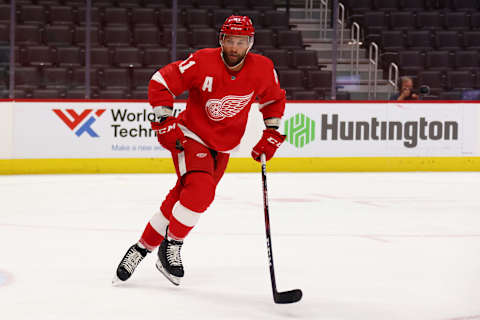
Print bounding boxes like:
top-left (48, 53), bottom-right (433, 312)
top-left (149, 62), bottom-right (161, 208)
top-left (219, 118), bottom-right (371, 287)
top-left (284, 113), bottom-right (316, 148)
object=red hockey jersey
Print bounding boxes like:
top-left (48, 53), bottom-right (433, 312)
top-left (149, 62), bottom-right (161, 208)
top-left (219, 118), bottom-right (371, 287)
top-left (148, 47), bottom-right (286, 152)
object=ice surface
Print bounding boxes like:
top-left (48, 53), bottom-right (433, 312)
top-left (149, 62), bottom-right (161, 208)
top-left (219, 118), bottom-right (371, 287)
top-left (0, 172), bottom-right (479, 320)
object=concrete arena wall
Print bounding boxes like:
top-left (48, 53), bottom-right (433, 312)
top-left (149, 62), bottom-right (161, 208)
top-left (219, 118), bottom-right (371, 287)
top-left (1, 99), bottom-right (479, 174)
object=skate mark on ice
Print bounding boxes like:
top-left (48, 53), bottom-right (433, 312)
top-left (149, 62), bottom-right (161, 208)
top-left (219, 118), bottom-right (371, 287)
top-left (311, 192), bottom-right (479, 206)
top-left (267, 196), bottom-right (386, 207)
top-left (310, 193), bottom-right (387, 208)
top-left (270, 197), bottom-right (320, 203)
top-left (445, 315), bottom-right (480, 320)
top-left (370, 234), bottom-right (480, 239)
top-left (357, 235), bottom-right (390, 243)
top-left (214, 195), bottom-right (260, 208)
top-left (0, 222), bottom-right (138, 233)
top-left (2, 223), bottom-right (480, 242)
top-left (352, 200), bottom-right (385, 208)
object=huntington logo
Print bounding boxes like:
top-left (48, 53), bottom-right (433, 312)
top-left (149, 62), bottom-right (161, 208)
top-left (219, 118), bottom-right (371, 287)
top-left (53, 109), bottom-right (106, 137)
top-left (284, 113), bottom-right (316, 148)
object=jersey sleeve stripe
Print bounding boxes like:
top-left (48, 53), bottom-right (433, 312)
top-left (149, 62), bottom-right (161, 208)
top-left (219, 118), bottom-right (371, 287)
top-left (259, 100), bottom-right (275, 110)
top-left (152, 71), bottom-right (176, 98)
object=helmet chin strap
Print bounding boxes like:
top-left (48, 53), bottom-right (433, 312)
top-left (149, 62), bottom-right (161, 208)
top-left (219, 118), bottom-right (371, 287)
top-left (219, 36), bottom-right (254, 70)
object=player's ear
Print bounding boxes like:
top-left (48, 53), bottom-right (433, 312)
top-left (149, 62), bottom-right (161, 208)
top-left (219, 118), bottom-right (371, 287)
top-left (219, 34), bottom-right (224, 47)
top-left (248, 36), bottom-right (254, 50)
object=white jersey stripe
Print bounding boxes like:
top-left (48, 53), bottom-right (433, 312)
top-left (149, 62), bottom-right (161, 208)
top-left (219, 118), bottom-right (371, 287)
top-left (149, 210), bottom-right (169, 236)
top-left (178, 151), bottom-right (186, 176)
top-left (178, 124), bottom-right (209, 148)
top-left (172, 202), bottom-right (201, 227)
top-left (151, 71), bottom-right (176, 98)
top-left (258, 100), bottom-right (275, 110)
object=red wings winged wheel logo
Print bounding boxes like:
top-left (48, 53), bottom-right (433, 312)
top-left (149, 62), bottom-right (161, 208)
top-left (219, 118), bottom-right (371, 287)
top-left (205, 91), bottom-right (254, 121)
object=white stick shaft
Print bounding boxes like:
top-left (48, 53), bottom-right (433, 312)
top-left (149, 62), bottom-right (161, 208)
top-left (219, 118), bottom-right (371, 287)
top-left (260, 153), bottom-right (266, 165)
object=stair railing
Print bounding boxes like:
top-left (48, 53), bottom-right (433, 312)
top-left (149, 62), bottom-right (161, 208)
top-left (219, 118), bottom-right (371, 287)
top-left (305, 0), bottom-right (313, 19)
top-left (337, 2), bottom-right (345, 59)
top-left (319, 0), bottom-right (329, 39)
top-left (368, 42), bottom-right (379, 100)
top-left (349, 22), bottom-right (361, 76)
top-left (388, 62), bottom-right (399, 99)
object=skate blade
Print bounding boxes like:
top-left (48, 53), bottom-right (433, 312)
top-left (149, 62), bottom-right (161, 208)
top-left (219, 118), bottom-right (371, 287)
top-left (155, 260), bottom-right (181, 286)
top-left (111, 275), bottom-right (124, 286)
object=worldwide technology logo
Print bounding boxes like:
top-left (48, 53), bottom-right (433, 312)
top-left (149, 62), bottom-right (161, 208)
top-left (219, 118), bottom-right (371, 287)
top-left (284, 113), bottom-right (316, 148)
top-left (53, 109), bottom-right (106, 137)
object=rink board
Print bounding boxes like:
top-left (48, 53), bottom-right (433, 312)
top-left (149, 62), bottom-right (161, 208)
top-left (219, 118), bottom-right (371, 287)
top-left (2, 156), bottom-right (480, 174)
top-left (1, 100), bottom-right (480, 173)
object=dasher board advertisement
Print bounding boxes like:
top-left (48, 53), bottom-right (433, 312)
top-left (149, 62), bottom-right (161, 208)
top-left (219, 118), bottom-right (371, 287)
top-left (277, 102), bottom-right (478, 157)
top-left (13, 102), bottom-right (170, 159)
top-left (12, 101), bottom-right (264, 159)
top-left (11, 101), bottom-right (479, 159)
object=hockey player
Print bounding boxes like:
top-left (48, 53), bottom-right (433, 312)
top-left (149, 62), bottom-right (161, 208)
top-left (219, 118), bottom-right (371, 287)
top-left (114, 16), bottom-right (286, 286)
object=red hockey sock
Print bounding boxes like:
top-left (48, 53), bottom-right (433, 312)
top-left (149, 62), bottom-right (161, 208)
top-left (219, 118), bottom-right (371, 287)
top-left (167, 203), bottom-right (196, 240)
top-left (139, 209), bottom-right (170, 250)
top-left (139, 223), bottom-right (164, 251)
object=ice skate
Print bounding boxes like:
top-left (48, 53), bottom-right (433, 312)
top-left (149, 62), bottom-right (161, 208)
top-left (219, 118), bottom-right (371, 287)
top-left (113, 243), bottom-right (149, 285)
top-left (155, 235), bottom-right (184, 286)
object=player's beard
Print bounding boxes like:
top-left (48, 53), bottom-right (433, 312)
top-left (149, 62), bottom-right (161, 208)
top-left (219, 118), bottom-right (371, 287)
top-left (222, 51), bottom-right (245, 67)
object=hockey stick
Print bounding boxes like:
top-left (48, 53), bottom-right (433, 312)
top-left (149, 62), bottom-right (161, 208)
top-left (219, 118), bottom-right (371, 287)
top-left (260, 153), bottom-right (302, 304)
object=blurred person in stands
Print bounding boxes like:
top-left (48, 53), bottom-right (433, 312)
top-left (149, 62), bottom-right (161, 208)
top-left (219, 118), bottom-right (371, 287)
top-left (113, 16), bottom-right (287, 286)
top-left (390, 76), bottom-right (419, 101)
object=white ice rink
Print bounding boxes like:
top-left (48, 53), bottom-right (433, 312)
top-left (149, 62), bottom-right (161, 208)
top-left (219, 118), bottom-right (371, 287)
top-left (1, 171), bottom-right (480, 320)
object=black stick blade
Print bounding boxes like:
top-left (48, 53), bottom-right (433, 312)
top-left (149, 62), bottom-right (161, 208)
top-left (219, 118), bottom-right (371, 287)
top-left (274, 289), bottom-right (303, 304)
